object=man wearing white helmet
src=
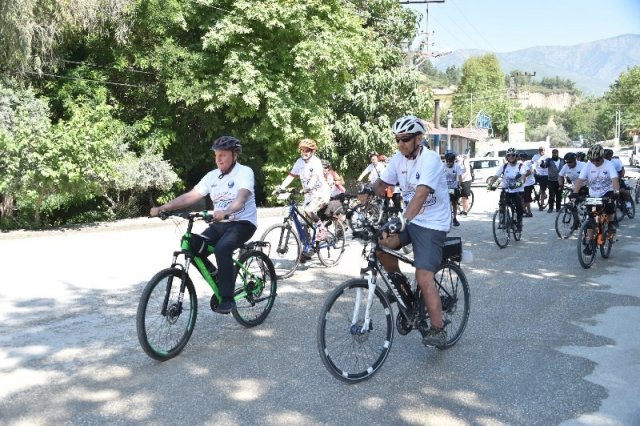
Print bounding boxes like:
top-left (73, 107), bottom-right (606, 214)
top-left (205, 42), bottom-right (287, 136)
top-left (374, 115), bottom-right (451, 349)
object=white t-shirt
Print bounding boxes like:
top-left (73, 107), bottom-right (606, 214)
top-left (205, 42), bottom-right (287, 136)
top-left (444, 163), bottom-right (463, 189)
top-left (577, 159), bottom-right (618, 197)
top-left (494, 162), bottom-right (525, 193)
top-left (362, 163), bottom-right (386, 183)
top-left (381, 147), bottom-right (451, 232)
top-left (522, 160), bottom-right (536, 186)
top-left (194, 163), bottom-right (257, 226)
top-left (290, 156), bottom-right (330, 203)
top-left (610, 157), bottom-right (624, 175)
top-left (532, 153), bottom-right (548, 176)
top-left (559, 162), bottom-right (584, 184)
top-left (459, 157), bottom-right (473, 182)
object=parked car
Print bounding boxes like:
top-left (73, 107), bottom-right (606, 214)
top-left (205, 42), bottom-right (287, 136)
top-left (615, 147), bottom-right (633, 166)
top-left (469, 156), bottom-right (503, 185)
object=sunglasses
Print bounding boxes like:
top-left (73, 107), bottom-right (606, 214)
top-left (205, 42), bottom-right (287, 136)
top-left (395, 134), bottom-right (415, 144)
top-left (591, 157), bottom-right (603, 163)
top-left (300, 148), bottom-right (312, 153)
top-left (506, 154), bottom-right (517, 157)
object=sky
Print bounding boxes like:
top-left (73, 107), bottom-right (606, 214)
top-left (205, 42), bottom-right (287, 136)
top-left (403, 0), bottom-right (640, 53)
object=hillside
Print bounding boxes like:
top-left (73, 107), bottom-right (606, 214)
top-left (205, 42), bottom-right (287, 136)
top-left (431, 34), bottom-right (640, 95)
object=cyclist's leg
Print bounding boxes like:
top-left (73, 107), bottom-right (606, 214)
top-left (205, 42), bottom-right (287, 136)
top-left (523, 185), bottom-right (533, 216)
top-left (460, 181), bottom-right (471, 214)
top-left (603, 192), bottom-right (617, 233)
top-left (203, 222), bottom-right (257, 310)
top-left (376, 230), bottom-right (404, 274)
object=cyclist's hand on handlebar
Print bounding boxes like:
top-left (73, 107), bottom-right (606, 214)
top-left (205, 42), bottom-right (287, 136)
top-left (272, 187), bottom-right (285, 195)
top-left (381, 217), bottom-right (405, 236)
top-left (568, 192), bottom-right (579, 200)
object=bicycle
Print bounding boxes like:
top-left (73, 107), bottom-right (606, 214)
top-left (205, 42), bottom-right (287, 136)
top-left (489, 186), bottom-right (523, 248)
top-left (456, 186), bottom-right (474, 215)
top-left (577, 196), bottom-right (616, 269)
top-left (346, 186), bottom-right (384, 234)
top-left (532, 182), bottom-right (548, 211)
top-left (260, 189), bottom-right (346, 279)
top-left (613, 181), bottom-right (636, 223)
top-left (136, 211), bottom-right (277, 361)
top-left (555, 195), bottom-right (588, 239)
top-left (316, 216), bottom-right (470, 383)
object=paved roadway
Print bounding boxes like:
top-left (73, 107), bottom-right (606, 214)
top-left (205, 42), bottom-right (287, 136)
top-left (0, 182), bottom-right (639, 425)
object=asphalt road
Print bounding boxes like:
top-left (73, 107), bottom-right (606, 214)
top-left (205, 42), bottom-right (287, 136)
top-left (1, 184), bottom-right (639, 425)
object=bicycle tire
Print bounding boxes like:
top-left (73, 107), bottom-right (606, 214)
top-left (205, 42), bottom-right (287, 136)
top-left (136, 268), bottom-right (197, 361)
top-left (626, 198), bottom-right (635, 219)
top-left (510, 205), bottom-right (522, 241)
top-left (232, 250), bottom-right (277, 327)
top-left (317, 279), bottom-right (393, 383)
top-left (492, 209), bottom-right (510, 248)
top-left (427, 262), bottom-right (470, 348)
top-left (577, 219), bottom-right (597, 269)
top-left (599, 228), bottom-right (613, 259)
top-left (555, 205), bottom-right (578, 239)
top-left (260, 223), bottom-right (301, 279)
top-left (317, 219), bottom-right (346, 267)
top-left (614, 200), bottom-right (625, 224)
top-left (536, 188), bottom-right (548, 211)
top-left (458, 189), bottom-right (474, 214)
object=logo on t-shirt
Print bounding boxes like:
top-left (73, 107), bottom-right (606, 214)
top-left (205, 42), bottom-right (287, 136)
top-left (415, 172), bottom-right (420, 180)
top-left (228, 180), bottom-right (235, 188)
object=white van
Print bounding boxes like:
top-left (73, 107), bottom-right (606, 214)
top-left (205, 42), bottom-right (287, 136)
top-left (631, 143), bottom-right (640, 167)
top-left (468, 156), bottom-right (503, 185)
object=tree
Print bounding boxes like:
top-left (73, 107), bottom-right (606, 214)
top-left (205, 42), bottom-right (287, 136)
top-left (606, 66), bottom-right (640, 141)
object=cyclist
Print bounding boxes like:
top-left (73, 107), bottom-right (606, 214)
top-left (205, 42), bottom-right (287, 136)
top-left (572, 144), bottom-right (620, 251)
top-left (604, 148), bottom-right (632, 211)
top-left (373, 115), bottom-right (451, 348)
top-left (576, 151), bottom-right (587, 163)
top-left (322, 159), bottom-right (346, 201)
top-left (150, 136), bottom-right (257, 314)
top-left (487, 147), bottom-right (526, 232)
top-left (558, 152), bottom-right (585, 190)
top-left (458, 152), bottom-right (473, 216)
top-left (357, 152), bottom-right (386, 187)
top-left (532, 146), bottom-right (549, 209)
top-left (443, 151), bottom-right (463, 226)
top-left (519, 152), bottom-right (536, 217)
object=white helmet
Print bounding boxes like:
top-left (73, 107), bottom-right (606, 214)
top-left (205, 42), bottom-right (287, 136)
top-left (392, 115), bottom-right (427, 135)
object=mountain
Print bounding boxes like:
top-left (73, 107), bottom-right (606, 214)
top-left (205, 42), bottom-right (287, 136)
top-left (431, 34), bottom-right (640, 95)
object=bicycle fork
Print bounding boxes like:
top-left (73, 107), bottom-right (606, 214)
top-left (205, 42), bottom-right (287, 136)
top-left (350, 275), bottom-right (379, 335)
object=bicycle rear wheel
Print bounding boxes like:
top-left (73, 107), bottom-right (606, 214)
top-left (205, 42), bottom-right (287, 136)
top-left (555, 205), bottom-right (578, 239)
top-left (232, 250), bottom-right (277, 327)
top-left (317, 279), bottom-right (393, 383)
top-left (492, 209), bottom-right (510, 248)
top-left (458, 189), bottom-right (474, 214)
top-left (260, 223), bottom-right (301, 279)
top-left (433, 262), bottom-right (470, 348)
top-left (626, 198), bottom-right (635, 219)
top-left (510, 205), bottom-right (522, 241)
top-left (317, 219), bottom-right (346, 267)
top-left (136, 268), bottom-right (197, 361)
top-left (577, 220), bottom-right (597, 269)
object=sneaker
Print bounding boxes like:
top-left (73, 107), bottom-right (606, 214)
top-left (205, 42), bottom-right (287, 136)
top-left (299, 250), bottom-right (313, 263)
top-left (516, 223), bottom-right (523, 232)
top-left (422, 327), bottom-right (447, 348)
top-left (452, 219), bottom-right (460, 227)
top-left (524, 212), bottom-right (533, 218)
top-left (459, 211), bottom-right (467, 216)
top-left (216, 299), bottom-right (235, 314)
top-left (548, 209), bottom-right (554, 213)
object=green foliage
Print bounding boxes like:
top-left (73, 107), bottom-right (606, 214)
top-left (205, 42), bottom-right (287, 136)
top-left (420, 61), bottom-right (460, 88)
top-left (528, 124), bottom-right (570, 146)
top-left (606, 66), bottom-right (640, 140)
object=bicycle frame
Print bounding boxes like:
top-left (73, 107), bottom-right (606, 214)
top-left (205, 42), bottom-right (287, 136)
top-left (282, 202), bottom-right (317, 252)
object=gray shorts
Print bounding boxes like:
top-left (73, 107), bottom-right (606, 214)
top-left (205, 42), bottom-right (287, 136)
top-left (399, 223), bottom-right (446, 272)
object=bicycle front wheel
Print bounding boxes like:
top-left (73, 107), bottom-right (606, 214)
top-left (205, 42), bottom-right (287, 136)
top-left (510, 205), bottom-right (522, 241)
top-left (260, 223), bottom-right (301, 279)
top-left (317, 219), bottom-right (346, 267)
top-left (435, 262), bottom-right (470, 347)
top-left (577, 219), bottom-right (597, 269)
top-left (555, 205), bottom-right (578, 239)
top-left (317, 279), bottom-right (393, 383)
top-left (492, 209), bottom-right (510, 248)
top-left (599, 228), bottom-right (613, 259)
top-left (136, 268), bottom-right (197, 361)
top-left (232, 250), bottom-right (277, 327)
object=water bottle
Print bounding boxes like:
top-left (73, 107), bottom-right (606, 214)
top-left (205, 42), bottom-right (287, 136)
top-left (388, 272), bottom-right (414, 308)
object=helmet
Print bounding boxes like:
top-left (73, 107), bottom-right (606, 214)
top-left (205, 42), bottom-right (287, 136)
top-left (444, 152), bottom-right (456, 161)
top-left (603, 148), bottom-right (614, 159)
top-left (577, 152), bottom-right (586, 161)
top-left (321, 159), bottom-right (331, 169)
top-left (506, 147), bottom-right (518, 156)
top-left (564, 152), bottom-right (577, 162)
top-left (298, 138), bottom-right (317, 151)
top-left (588, 144), bottom-right (604, 160)
top-left (519, 152), bottom-right (529, 159)
top-left (211, 136), bottom-right (242, 153)
top-left (392, 115), bottom-right (427, 135)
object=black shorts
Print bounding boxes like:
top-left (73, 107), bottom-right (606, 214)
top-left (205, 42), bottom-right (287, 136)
top-left (460, 181), bottom-right (472, 197)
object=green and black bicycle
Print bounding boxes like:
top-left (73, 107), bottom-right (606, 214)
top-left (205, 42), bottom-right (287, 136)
top-left (136, 211), bottom-right (277, 361)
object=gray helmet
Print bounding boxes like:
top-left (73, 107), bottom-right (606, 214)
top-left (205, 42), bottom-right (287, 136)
top-left (211, 136), bottom-right (242, 153)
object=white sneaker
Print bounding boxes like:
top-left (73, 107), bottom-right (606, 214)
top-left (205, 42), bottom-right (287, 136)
top-left (626, 202), bottom-right (632, 209)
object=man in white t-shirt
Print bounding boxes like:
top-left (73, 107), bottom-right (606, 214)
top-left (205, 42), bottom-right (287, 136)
top-left (458, 153), bottom-right (473, 216)
top-left (572, 144), bottom-right (620, 245)
top-left (532, 146), bottom-right (548, 209)
top-left (274, 138), bottom-right (331, 243)
top-left (374, 115), bottom-right (451, 349)
top-left (150, 136), bottom-right (257, 314)
top-left (604, 148), bottom-right (633, 211)
top-left (357, 153), bottom-right (386, 186)
top-left (444, 151), bottom-right (463, 227)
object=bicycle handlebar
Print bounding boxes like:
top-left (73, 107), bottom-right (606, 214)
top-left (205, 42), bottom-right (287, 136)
top-left (156, 210), bottom-right (232, 222)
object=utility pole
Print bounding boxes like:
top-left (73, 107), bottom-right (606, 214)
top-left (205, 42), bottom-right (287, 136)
top-left (399, 0), bottom-right (446, 65)
top-left (614, 105), bottom-right (621, 148)
top-left (511, 71), bottom-right (536, 99)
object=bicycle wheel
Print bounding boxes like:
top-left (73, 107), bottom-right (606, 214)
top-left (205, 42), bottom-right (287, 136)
top-left (555, 205), bottom-right (578, 239)
top-left (635, 183), bottom-right (640, 204)
top-left (492, 209), bottom-right (510, 248)
top-left (317, 219), bottom-right (346, 267)
top-left (433, 262), bottom-right (470, 347)
top-left (537, 188), bottom-right (548, 211)
top-left (317, 279), bottom-right (394, 383)
top-left (260, 223), bottom-right (301, 279)
top-left (136, 268), bottom-right (197, 361)
top-left (510, 205), bottom-right (522, 241)
top-left (626, 198), bottom-right (635, 219)
top-left (232, 250), bottom-right (277, 327)
top-left (577, 219), bottom-right (597, 269)
top-left (599, 228), bottom-right (613, 259)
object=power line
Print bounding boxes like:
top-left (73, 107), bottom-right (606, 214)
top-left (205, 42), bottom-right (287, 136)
top-left (62, 60), bottom-right (155, 75)
top-left (447, 0), bottom-right (498, 52)
top-left (22, 71), bottom-right (143, 88)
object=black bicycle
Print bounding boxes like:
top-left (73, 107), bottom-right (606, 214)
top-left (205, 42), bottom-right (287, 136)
top-left (490, 186), bottom-right (522, 248)
top-left (317, 216), bottom-right (470, 383)
top-left (555, 196), bottom-right (588, 239)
